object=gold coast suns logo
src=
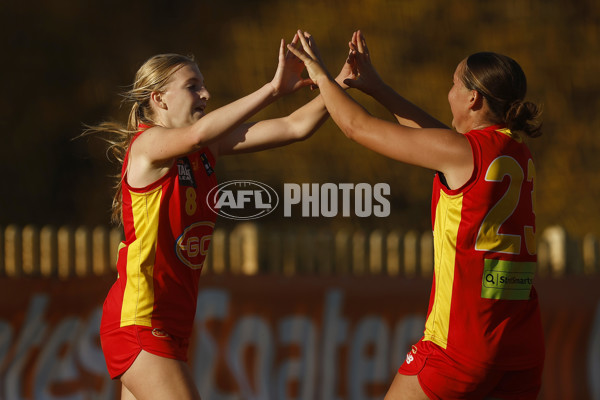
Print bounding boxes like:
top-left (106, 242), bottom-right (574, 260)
top-left (175, 221), bottom-right (214, 269)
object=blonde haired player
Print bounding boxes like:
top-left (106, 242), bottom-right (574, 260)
top-left (87, 34), bottom-right (353, 400)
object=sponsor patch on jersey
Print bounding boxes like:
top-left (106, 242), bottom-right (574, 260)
top-left (177, 157), bottom-right (197, 188)
top-left (175, 221), bottom-right (215, 269)
top-left (481, 259), bottom-right (535, 300)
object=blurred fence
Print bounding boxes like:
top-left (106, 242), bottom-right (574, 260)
top-left (0, 223), bottom-right (598, 278)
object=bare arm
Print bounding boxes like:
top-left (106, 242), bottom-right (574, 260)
top-left (214, 44), bottom-right (356, 156)
top-left (134, 37), bottom-right (311, 164)
top-left (214, 95), bottom-right (329, 155)
top-left (359, 81), bottom-right (448, 129)
top-left (287, 30), bottom-right (473, 189)
top-left (137, 83), bottom-right (281, 161)
top-left (345, 31), bottom-right (447, 129)
top-left (316, 77), bottom-right (469, 179)
top-left (127, 37), bottom-right (312, 187)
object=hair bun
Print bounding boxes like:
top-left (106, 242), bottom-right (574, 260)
top-left (506, 100), bottom-right (543, 138)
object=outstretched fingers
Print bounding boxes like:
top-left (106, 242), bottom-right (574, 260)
top-left (298, 30), bottom-right (324, 61)
top-left (284, 33), bottom-right (300, 61)
top-left (285, 30), bottom-right (330, 85)
top-left (349, 30), bottom-right (368, 62)
top-left (286, 32), bottom-right (314, 64)
top-left (357, 30), bottom-right (370, 58)
top-left (270, 33), bottom-right (315, 95)
top-left (351, 31), bottom-right (358, 53)
top-left (286, 42), bottom-right (309, 63)
top-left (278, 38), bottom-right (285, 62)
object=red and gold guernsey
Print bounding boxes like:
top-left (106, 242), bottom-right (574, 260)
top-left (101, 126), bottom-right (218, 340)
top-left (425, 125), bottom-right (544, 369)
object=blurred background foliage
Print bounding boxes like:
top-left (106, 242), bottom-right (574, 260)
top-left (1, 0), bottom-right (599, 236)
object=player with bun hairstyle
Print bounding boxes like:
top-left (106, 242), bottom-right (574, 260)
top-left (86, 35), bottom-right (353, 400)
top-left (460, 51), bottom-right (542, 139)
top-left (288, 30), bottom-right (544, 399)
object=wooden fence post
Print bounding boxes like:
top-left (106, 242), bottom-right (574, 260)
top-left (22, 225), bottom-right (40, 276)
top-left (404, 230), bottom-right (419, 278)
top-left (208, 228), bottom-right (227, 274)
top-left (229, 226), bottom-right (242, 275)
top-left (75, 226), bottom-right (92, 277)
top-left (297, 229), bottom-right (317, 275)
top-left (262, 230), bottom-right (282, 274)
top-left (542, 226), bottom-right (567, 277)
top-left (386, 230), bottom-right (402, 276)
top-left (583, 233), bottom-right (599, 275)
top-left (230, 223), bottom-right (259, 275)
top-left (315, 230), bottom-right (334, 275)
top-left (352, 230), bottom-right (367, 275)
top-left (369, 229), bottom-right (385, 275)
top-left (293, 228), bottom-right (334, 275)
top-left (334, 229), bottom-right (351, 275)
top-left (282, 230), bottom-right (298, 276)
top-left (40, 225), bottom-right (58, 278)
top-left (92, 226), bottom-right (110, 275)
top-left (58, 226), bottom-right (75, 279)
top-left (4, 225), bottom-right (22, 278)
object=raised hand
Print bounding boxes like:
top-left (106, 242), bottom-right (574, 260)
top-left (270, 34), bottom-right (314, 96)
top-left (343, 30), bottom-right (385, 95)
top-left (286, 30), bottom-right (332, 87)
top-left (333, 46), bottom-right (357, 89)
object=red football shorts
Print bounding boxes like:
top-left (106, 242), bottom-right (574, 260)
top-left (398, 338), bottom-right (543, 400)
top-left (100, 325), bottom-right (190, 379)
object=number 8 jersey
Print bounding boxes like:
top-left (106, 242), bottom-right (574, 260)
top-left (101, 126), bottom-right (218, 341)
top-left (425, 124), bottom-right (544, 369)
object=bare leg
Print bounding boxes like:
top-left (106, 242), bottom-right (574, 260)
top-left (384, 373), bottom-right (430, 400)
top-left (120, 383), bottom-right (137, 400)
top-left (120, 350), bottom-right (201, 400)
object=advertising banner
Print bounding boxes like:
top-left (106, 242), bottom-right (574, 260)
top-left (0, 275), bottom-right (598, 400)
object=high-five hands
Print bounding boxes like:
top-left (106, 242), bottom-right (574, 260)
top-left (270, 33), bottom-right (314, 96)
top-left (286, 30), bottom-right (333, 88)
top-left (343, 30), bottom-right (385, 95)
top-left (286, 29), bottom-right (382, 94)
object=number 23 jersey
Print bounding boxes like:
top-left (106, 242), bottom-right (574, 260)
top-left (426, 124), bottom-right (544, 369)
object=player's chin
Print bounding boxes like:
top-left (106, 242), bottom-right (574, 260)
top-left (450, 119), bottom-right (460, 133)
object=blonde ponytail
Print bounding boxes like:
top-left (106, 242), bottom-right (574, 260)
top-left (82, 53), bottom-right (197, 225)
